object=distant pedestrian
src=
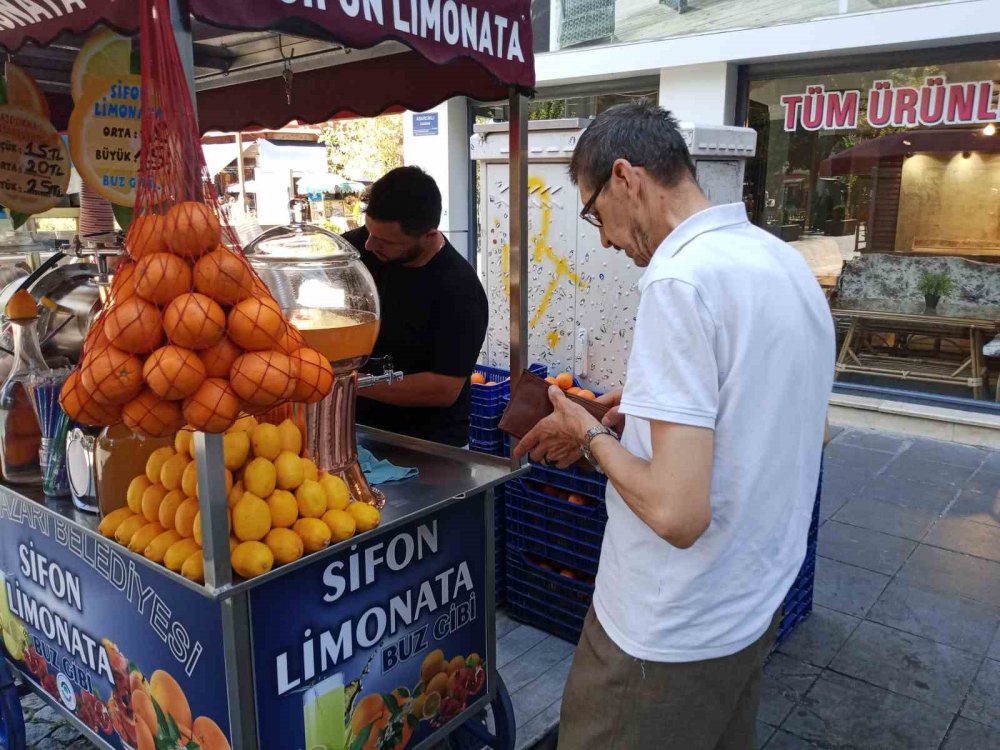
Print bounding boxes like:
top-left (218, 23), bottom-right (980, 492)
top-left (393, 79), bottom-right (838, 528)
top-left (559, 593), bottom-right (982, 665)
top-left (515, 102), bottom-right (834, 749)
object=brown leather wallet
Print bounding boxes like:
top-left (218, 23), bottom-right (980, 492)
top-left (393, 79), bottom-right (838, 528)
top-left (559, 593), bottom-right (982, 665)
top-left (499, 370), bottom-right (615, 471)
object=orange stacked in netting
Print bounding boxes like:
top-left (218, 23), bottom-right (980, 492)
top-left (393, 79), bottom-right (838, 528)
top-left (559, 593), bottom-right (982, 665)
top-left (59, 203), bottom-right (335, 438)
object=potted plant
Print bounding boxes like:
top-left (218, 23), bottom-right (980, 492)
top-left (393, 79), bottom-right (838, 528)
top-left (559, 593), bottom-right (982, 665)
top-left (917, 271), bottom-right (955, 310)
top-left (826, 204), bottom-right (858, 237)
top-left (780, 209), bottom-right (801, 242)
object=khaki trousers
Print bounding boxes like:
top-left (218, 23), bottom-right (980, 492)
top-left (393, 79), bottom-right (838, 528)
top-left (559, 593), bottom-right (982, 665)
top-left (557, 607), bottom-right (781, 750)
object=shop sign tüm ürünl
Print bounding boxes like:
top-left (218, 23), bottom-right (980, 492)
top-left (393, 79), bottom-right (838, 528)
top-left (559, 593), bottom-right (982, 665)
top-left (780, 77), bottom-right (1000, 132)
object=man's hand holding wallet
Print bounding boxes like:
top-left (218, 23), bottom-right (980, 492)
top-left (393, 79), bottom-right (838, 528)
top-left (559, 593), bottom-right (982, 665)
top-left (499, 371), bottom-right (622, 472)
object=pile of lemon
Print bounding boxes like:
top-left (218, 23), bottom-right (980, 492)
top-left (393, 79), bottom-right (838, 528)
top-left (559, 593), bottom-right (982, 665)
top-left (97, 416), bottom-right (381, 581)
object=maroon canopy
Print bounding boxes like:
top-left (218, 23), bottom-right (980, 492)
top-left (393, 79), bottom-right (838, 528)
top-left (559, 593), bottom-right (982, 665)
top-left (820, 128), bottom-right (1000, 176)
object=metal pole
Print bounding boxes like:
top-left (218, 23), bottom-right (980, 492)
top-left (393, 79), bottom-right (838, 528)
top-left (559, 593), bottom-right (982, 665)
top-left (168, 0), bottom-right (197, 108)
top-left (236, 131), bottom-right (248, 213)
top-left (508, 91), bottom-right (529, 470)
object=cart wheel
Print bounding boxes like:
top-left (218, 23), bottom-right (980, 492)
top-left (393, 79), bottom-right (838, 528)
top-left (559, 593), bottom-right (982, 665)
top-left (445, 672), bottom-right (515, 750)
top-left (0, 660), bottom-right (26, 750)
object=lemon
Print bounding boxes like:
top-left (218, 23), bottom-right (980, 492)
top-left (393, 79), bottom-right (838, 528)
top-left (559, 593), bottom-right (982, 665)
top-left (158, 490), bottom-right (186, 530)
top-left (181, 551), bottom-right (205, 583)
top-left (159, 453), bottom-right (190, 492)
top-left (320, 474), bottom-right (350, 511)
top-left (231, 541), bottom-right (274, 579)
top-left (174, 497), bottom-right (200, 539)
top-left (278, 419), bottom-right (303, 455)
top-left (146, 447), bottom-right (175, 484)
top-left (347, 502), bottom-right (381, 533)
top-left (182, 461), bottom-right (199, 498)
top-left (301, 458), bottom-right (319, 483)
top-left (244, 457), bottom-right (277, 498)
top-left (140, 483), bottom-right (168, 523)
top-left (293, 518), bottom-right (331, 553)
top-left (265, 528), bottom-right (304, 565)
top-left (98, 507), bottom-right (136, 538)
top-left (127, 475), bottom-right (152, 514)
top-left (175, 428), bottom-right (193, 459)
top-left (227, 415), bottom-right (258, 434)
top-left (251, 423), bottom-right (282, 461)
top-left (127, 522), bottom-right (164, 554)
top-left (164, 539), bottom-right (201, 573)
top-left (114, 514), bottom-right (148, 546)
top-left (296, 480), bottom-right (326, 519)
top-left (267, 490), bottom-right (298, 529)
top-left (71, 27), bottom-right (131, 101)
top-left (228, 481), bottom-right (245, 509)
top-left (322, 509), bottom-right (356, 543)
top-left (274, 451), bottom-right (305, 490)
top-left (223, 430), bottom-right (250, 471)
top-left (233, 493), bottom-right (271, 542)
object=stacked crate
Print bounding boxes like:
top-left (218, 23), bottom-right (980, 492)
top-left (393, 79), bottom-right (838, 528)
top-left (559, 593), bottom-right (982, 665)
top-left (505, 459), bottom-right (823, 649)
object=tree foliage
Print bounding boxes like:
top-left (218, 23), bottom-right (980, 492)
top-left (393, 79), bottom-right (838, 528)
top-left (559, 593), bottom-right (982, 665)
top-left (320, 114), bottom-right (404, 181)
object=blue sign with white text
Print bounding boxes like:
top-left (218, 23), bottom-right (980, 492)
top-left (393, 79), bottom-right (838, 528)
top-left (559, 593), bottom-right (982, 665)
top-left (0, 489), bottom-right (232, 750)
top-left (251, 499), bottom-right (489, 750)
top-left (412, 113), bottom-right (439, 136)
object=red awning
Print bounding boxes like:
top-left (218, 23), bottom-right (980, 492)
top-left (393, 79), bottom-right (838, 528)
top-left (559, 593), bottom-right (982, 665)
top-left (196, 50), bottom-right (508, 132)
top-left (820, 128), bottom-right (1000, 176)
top-left (0, 0), bottom-right (534, 92)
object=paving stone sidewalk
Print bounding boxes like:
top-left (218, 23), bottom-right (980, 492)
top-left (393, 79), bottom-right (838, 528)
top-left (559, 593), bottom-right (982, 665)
top-left (12, 427), bottom-right (1000, 749)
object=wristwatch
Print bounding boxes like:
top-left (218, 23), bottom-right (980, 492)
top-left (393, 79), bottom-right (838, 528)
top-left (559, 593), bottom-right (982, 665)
top-left (581, 425), bottom-right (617, 473)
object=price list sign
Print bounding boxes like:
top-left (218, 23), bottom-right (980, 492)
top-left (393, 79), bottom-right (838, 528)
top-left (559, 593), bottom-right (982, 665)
top-left (0, 105), bottom-right (70, 215)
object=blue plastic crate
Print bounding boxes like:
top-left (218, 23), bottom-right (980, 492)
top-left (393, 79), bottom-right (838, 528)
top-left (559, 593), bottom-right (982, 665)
top-left (495, 484), bottom-right (506, 606)
top-left (773, 468), bottom-right (823, 649)
top-left (505, 546), bottom-right (594, 643)
top-left (471, 363), bottom-right (547, 415)
top-left (501, 436), bottom-right (609, 500)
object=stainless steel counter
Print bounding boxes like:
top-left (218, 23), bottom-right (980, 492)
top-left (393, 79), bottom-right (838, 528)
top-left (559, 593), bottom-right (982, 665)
top-left (0, 427), bottom-right (525, 601)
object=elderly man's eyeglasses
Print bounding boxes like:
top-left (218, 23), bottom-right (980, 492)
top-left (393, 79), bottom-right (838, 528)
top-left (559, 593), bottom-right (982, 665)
top-left (579, 163), bottom-right (643, 228)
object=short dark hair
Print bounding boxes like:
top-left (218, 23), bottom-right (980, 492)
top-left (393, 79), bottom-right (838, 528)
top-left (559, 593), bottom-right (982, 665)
top-left (365, 166), bottom-right (442, 236)
top-left (569, 101), bottom-right (696, 189)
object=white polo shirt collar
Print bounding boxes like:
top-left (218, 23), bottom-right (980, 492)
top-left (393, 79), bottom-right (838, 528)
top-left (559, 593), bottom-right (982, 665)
top-left (639, 203), bottom-right (751, 292)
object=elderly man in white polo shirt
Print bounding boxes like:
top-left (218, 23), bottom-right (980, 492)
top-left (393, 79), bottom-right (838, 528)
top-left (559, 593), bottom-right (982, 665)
top-left (515, 102), bottom-right (834, 749)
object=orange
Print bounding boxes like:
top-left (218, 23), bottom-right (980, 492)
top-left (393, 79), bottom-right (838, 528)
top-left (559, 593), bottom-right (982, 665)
top-left (5, 61), bottom-right (49, 118)
top-left (193, 247), bottom-right (255, 305)
top-left (227, 297), bottom-right (286, 351)
top-left (182, 377), bottom-right (241, 433)
top-left (126, 214), bottom-right (167, 260)
top-left (470, 372), bottom-right (486, 385)
top-left (104, 297), bottom-right (164, 354)
top-left (5, 290), bottom-right (36, 320)
top-left (142, 345), bottom-right (207, 400)
top-left (80, 347), bottom-right (143, 406)
top-left (134, 253), bottom-right (192, 306)
top-left (545, 376), bottom-right (557, 385)
top-left (163, 293), bottom-right (226, 350)
top-left (59, 369), bottom-right (122, 426)
top-left (109, 262), bottom-right (137, 303)
top-left (198, 336), bottom-right (243, 378)
top-left (554, 372), bottom-right (574, 390)
top-left (230, 350), bottom-right (298, 408)
top-left (122, 389), bottom-right (184, 438)
top-left (163, 201), bottom-right (221, 259)
top-left (566, 386), bottom-right (582, 396)
top-left (577, 389), bottom-right (596, 400)
top-left (84, 315), bottom-right (111, 356)
top-left (289, 347), bottom-right (334, 404)
top-left (191, 717), bottom-right (229, 750)
top-left (276, 324), bottom-right (306, 356)
top-left (70, 27), bottom-right (130, 102)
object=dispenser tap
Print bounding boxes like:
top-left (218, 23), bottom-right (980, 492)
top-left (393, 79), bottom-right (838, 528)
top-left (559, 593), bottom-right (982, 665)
top-left (357, 356), bottom-right (403, 389)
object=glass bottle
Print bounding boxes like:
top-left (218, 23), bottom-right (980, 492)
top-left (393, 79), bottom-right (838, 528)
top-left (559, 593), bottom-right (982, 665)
top-left (0, 314), bottom-right (49, 484)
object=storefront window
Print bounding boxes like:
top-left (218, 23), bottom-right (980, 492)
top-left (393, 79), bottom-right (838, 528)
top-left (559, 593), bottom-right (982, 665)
top-left (745, 58), bottom-right (1000, 406)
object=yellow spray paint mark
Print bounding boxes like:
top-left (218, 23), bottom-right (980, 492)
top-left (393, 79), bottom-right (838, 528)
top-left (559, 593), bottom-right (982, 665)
top-left (500, 176), bottom-right (584, 330)
top-left (546, 330), bottom-right (561, 350)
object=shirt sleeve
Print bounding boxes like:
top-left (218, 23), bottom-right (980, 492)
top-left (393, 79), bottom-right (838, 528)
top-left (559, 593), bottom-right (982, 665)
top-left (429, 275), bottom-right (489, 378)
top-left (619, 278), bottom-right (719, 429)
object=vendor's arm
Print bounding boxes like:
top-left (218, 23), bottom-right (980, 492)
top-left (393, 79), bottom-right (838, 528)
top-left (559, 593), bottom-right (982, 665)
top-left (360, 373), bottom-right (466, 407)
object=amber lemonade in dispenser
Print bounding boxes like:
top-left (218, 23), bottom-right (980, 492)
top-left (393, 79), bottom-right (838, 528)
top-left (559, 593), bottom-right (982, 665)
top-left (286, 309), bottom-right (379, 366)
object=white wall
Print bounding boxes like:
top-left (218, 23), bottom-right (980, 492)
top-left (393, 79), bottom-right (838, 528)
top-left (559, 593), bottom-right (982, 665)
top-left (658, 62), bottom-right (737, 125)
top-left (402, 98), bottom-right (470, 258)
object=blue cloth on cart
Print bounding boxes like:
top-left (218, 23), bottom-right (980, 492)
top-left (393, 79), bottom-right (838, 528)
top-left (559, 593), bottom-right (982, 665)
top-left (358, 446), bottom-right (418, 484)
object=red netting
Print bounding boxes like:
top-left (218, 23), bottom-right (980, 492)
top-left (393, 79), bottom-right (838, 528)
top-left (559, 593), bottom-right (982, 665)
top-left (60, 0), bottom-right (333, 437)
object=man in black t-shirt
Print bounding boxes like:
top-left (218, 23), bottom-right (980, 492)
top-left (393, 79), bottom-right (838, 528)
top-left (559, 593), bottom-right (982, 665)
top-left (342, 166), bottom-right (488, 447)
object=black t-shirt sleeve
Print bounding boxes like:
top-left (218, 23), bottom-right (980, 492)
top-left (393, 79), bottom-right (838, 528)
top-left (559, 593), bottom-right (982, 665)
top-left (429, 273), bottom-right (489, 378)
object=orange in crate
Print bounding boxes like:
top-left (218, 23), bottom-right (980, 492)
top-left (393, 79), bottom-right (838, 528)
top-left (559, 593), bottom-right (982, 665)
top-left (122, 389), bottom-right (184, 438)
top-left (227, 297), bottom-right (286, 351)
top-left (60, 370), bottom-right (123, 426)
top-left (290, 347), bottom-right (334, 404)
top-left (163, 201), bottom-right (221, 259)
top-left (163, 293), bottom-right (226, 350)
top-left (134, 253), bottom-right (192, 306)
top-left (126, 213), bottom-right (167, 260)
top-left (198, 336), bottom-right (242, 378)
top-left (193, 247), bottom-right (255, 305)
top-left (103, 297), bottom-right (164, 354)
top-left (183, 377), bottom-right (241, 433)
top-left (80, 347), bottom-right (144, 405)
top-left (230, 350), bottom-right (298, 408)
top-left (142, 345), bottom-right (207, 400)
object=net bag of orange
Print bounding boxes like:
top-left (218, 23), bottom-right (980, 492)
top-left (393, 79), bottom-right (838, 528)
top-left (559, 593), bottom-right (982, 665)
top-left (60, 0), bottom-right (333, 438)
